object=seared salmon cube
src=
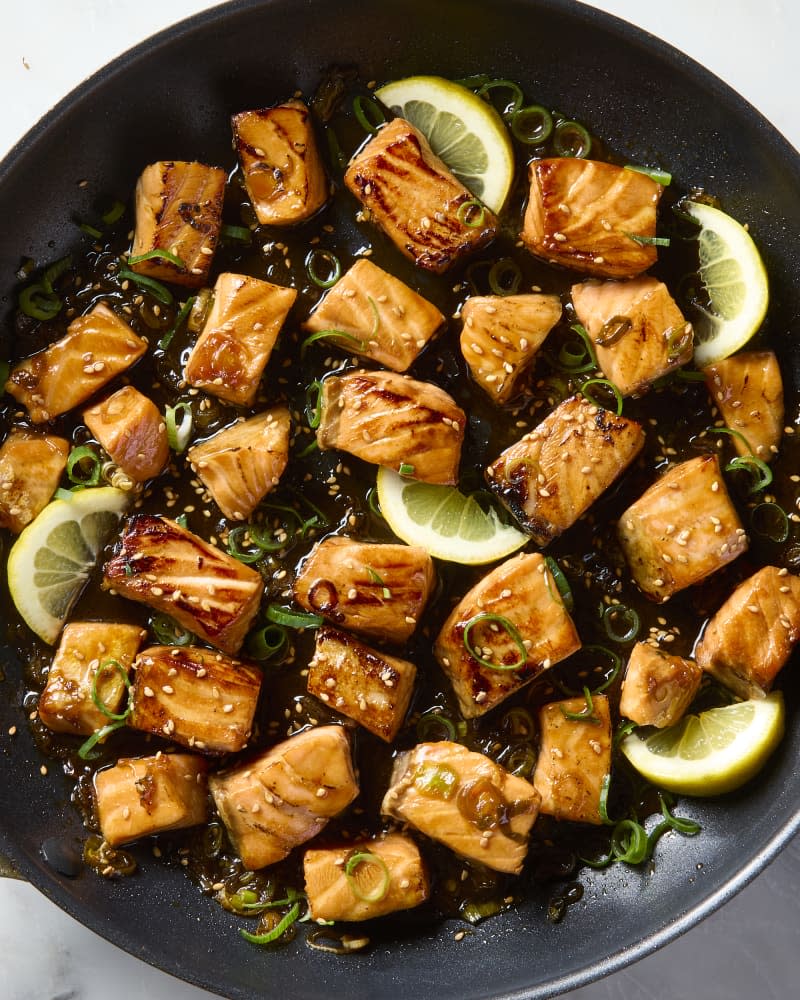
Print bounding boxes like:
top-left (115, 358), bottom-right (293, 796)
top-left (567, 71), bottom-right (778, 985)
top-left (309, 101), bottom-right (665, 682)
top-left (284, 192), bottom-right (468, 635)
top-left (38, 621), bottom-right (146, 736)
top-left (317, 369), bottom-right (465, 485)
top-left (460, 293), bottom-right (562, 403)
top-left (434, 552), bottom-right (581, 718)
top-left (94, 752), bottom-right (208, 847)
top-left (302, 258), bottom-right (444, 372)
top-left (184, 272), bottom-right (296, 406)
top-left (0, 430), bottom-right (68, 533)
top-left (345, 117), bottom-right (497, 274)
top-left (307, 625), bottom-right (416, 742)
top-left (6, 303), bottom-right (148, 423)
top-left (187, 407), bottom-right (290, 520)
top-left (521, 158), bottom-right (662, 278)
top-left (695, 566), bottom-right (800, 699)
top-left (532, 693), bottom-right (612, 825)
top-left (571, 277), bottom-right (693, 396)
top-left (486, 395), bottom-right (645, 545)
top-left (232, 100), bottom-right (328, 225)
top-left (293, 536), bottom-right (435, 644)
top-left (617, 455), bottom-right (748, 603)
top-left (103, 514), bottom-right (262, 656)
top-left (209, 725), bottom-right (359, 870)
top-left (381, 741), bottom-right (540, 874)
top-left (129, 644), bottom-right (262, 754)
top-left (83, 385), bottom-right (169, 482)
top-left (619, 643), bottom-right (702, 728)
top-left (304, 832), bottom-right (429, 922)
top-left (131, 160), bottom-right (225, 287)
top-left (704, 351), bottom-right (784, 461)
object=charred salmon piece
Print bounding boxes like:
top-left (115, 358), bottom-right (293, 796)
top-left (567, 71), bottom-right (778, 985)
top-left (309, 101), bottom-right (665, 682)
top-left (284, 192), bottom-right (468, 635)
top-left (83, 385), bottom-right (169, 483)
top-left (129, 644), bottom-right (262, 754)
top-left (302, 258), bottom-right (444, 372)
top-left (521, 158), bottom-right (662, 278)
top-left (695, 566), bottom-right (800, 699)
top-left (95, 752), bottom-right (208, 848)
top-left (617, 454), bottom-right (748, 603)
top-left (209, 725), bottom-right (359, 870)
top-left (532, 693), bottom-right (612, 825)
top-left (345, 117), bottom-right (497, 274)
top-left (571, 277), bottom-right (692, 396)
top-left (232, 100), bottom-right (328, 225)
top-left (103, 514), bottom-right (262, 656)
top-left (187, 407), bottom-right (290, 521)
top-left (619, 643), bottom-right (702, 728)
top-left (486, 395), bottom-right (645, 546)
top-left (0, 430), bottom-right (69, 533)
top-left (307, 625), bottom-right (417, 742)
top-left (184, 272), bottom-right (297, 407)
top-left (434, 552), bottom-right (580, 719)
top-left (304, 832), bottom-right (429, 923)
top-left (381, 741), bottom-right (540, 874)
top-left (6, 303), bottom-right (148, 423)
top-left (293, 535), bottom-right (435, 644)
top-left (460, 293), bottom-right (562, 403)
top-left (317, 369), bottom-right (465, 485)
top-left (38, 621), bottom-right (146, 736)
top-left (704, 351), bottom-right (784, 461)
top-left (131, 160), bottom-right (226, 287)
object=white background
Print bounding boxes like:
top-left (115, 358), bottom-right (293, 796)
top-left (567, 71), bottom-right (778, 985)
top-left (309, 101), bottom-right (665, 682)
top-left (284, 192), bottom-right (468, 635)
top-left (1, 2), bottom-right (799, 999)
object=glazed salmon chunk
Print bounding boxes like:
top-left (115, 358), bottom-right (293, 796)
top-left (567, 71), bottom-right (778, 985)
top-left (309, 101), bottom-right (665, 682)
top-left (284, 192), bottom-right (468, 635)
top-left (83, 385), bottom-right (169, 483)
top-left (232, 100), bottom-right (328, 225)
top-left (571, 277), bottom-right (693, 396)
top-left (302, 258), bottom-right (444, 371)
top-left (209, 726), bottom-right (359, 870)
top-left (293, 536), bottom-right (435, 644)
top-left (521, 158), bottom-right (663, 278)
top-left (187, 406), bottom-right (291, 521)
top-left (6, 303), bottom-right (148, 423)
top-left (307, 625), bottom-right (417, 742)
top-left (617, 455), bottom-right (748, 603)
top-left (184, 272), bottom-right (297, 407)
top-left (0, 430), bottom-right (68, 533)
top-left (95, 752), bottom-right (209, 847)
top-left (532, 693), bottom-right (612, 825)
top-left (695, 566), bottom-right (800, 699)
top-left (460, 293), bottom-right (562, 403)
top-left (103, 514), bottom-right (262, 655)
top-left (434, 552), bottom-right (581, 718)
top-left (486, 395), bottom-right (645, 545)
top-left (131, 160), bottom-right (225, 287)
top-left (619, 643), bottom-right (702, 728)
top-left (704, 351), bottom-right (784, 461)
top-left (345, 117), bottom-right (497, 273)
top-left (316, 369), bottom-right (465, 484)
top-left (304, 832), bottom-right (429, 922)
top-left (129, 645), bottom-right (262, 754)
top-left (381, 741), bottom-right (540, 874)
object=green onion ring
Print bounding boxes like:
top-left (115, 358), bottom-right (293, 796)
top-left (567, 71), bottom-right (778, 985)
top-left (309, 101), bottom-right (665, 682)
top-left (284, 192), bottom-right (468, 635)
top-left (602, 604), bottom-right (640, 643)
top-left (624, 232), bottom-right (671, 247)
top-left (19, 283), bottom-right (62, 321)
top-left (611, 819), bottom-right (649, 864)
top-left (726, 455), bottom-right (773, 494)
top-left (300, 328), bottom-right (364, 358)
top-left (580, 377), bottom-right (624, 416)
top-left (79, 223), bottom-right (104, 239)
top-left (570, 322), bottom-right (599, 368)
top-left (596, 316), bottom-right (632, 348)
top-left (501, 743), bottom-right (537, 778)
top-left (598, 773), bottom-right (614, 825)
top-left (560, 686), bottom-right (600, 724)
top-left (625, 164), bottom-right (672, 186)
top-left (306, 249), bottom-right (342, 289)
top-left (416, 711), bottom-right (457, 742)
top-left (614, 718), bottom-right (638, 747)
top-left (500, 706), bottom-right (535, 739)
top-left (67, 445), bottom-right (103, 487)
top-left (247, 624), bottom-right (289, 661)
top-left (78, 718), bottom-right (126, 760)
top-left (100, 200), bottom-right (126, 225)
top-left (151, 614), bottom-right (194, 646)
top-left (42, 255), bottom-right (73, 295)
top-left (544, 556), bottom-right (574, 613)
top-left (488, 258), bottom-right (522, 296)
top-left (457, 200), bottom-right (486, 228)
top-left (265, 604), bottom-right (324, 629)
top-left (117, 267), bottom-right (173, 305)
top-left (704, 424), bottom-right (755, 454)
top-left (305, 380), bottom-right (323, 430)
top-left (90, 659), bottom-right (133, 721)
top-left (476, 78), bottom-right (524, 118)
top-left (553, 120), bottom-right (592, 158)
top-left (127, 248), bottom-right (186, 268)
top-left (239, 902), bottom-right (301, 945)
top-left (398, 462), bottom-right (415, 477)
top-left (751, 502), bottom-right (790, 543)
top-left (367, 486), bottom-right (384, 520)
top-left (344, 851), bottom-right (391, 903)
top-left (660, 793), bottom-right (701, 835)
top-left (462, 612), bottom-right (527, 671)
top-left (226, 526), bottom-right (267, 564)
top-left (353, 95), bottom-right (386, 135)
top-left (510, 104), bottom-right (553, 144)
top-left (221, 223), bottom-right (253, 244)
top-left (165, 402), bottom-right (193, 453)
top-left (158, 295), bottom-right (195, 351)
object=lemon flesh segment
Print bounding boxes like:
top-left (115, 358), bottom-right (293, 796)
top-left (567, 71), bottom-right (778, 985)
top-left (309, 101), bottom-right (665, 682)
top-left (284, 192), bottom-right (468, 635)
top-left (376, 467), bottom-right (527, 565)
top-left (375, 75), bottom-right (514, 214)
top-left (684, 200), bottom-right (769, 367)
top-left (620, 692), bottom-right (784, 797)
top-left (7, 487), bottom-right (130, 644)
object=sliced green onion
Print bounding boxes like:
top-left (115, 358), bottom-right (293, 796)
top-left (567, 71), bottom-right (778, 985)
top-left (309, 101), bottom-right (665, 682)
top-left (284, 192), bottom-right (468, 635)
top-left (54, 487), bottom-right (76, 501)
top-left (353, 95), bottom-right (386, 134)
top-left (19, 283), bottom-right (62, 321)
top-left (666, 324), bottom-right (693, 361)
top-left (501, 743), bottom-right (537, 778)
top-left (165, 402), bottom-right (193, 453)
top-left (305, 380), bottom-right (323, 430)
top-left (413, 762), bottom-right (459, 799)
top-left (553, 120), bottom-right (592, 158)
top-left (367, 295), bottom-right (381, 337)
top-left (118, 267), bottom-right (173, 306)
top-left (300, 328), bottom-right (364, 358)
top-left (614, 718), bottom-right (638, 747)
top-left (90, 659), bottom-right (133, 722)
top-left (476, 78), bottom-right (524, 118)
top-left (598, 773), bottom-right (614, 825)
top-left (659, 793), bottom-right (701, 836)
top-left (158, 295), bottom-right (195, 351)
top-left (101, 200), bottom-right (126, 225)
top-left (67, 445), bottom-right (103, 487)
top-left (416, 711), bottom-right (457, 742)
top-left (602, 604), bottom-right (640, 643)
top-left (79, 222), bottom-right (104, 239)
top-left (596, 316), bottom-right (632, 348)
top-left (344, 851), bottom-right (390, 903)
top-left (326, 127), bottom-right (347, 171)
top-left (461, 898), bottom-right (504, 924)
top-left (579, 850), bottom-right (614, 870)
top-left (398, 462), bottom-right (415, 477)
top-left (751, 502), bottom-right (790, 543)
top-left (625, 164), bottom-right (672, 186)
top-left (188, 287), bottom-right (214, 332)
top-left (42, 255), bottom-right (73, 294)
top-left (544, 557), bottom-right (574, 613)
top-left (78, 718), bottom-right (126, 760)
top-left (221, 223), bottom-right (252, 244)
top-left (510, 104), bottom-right (553, 144)
top-left (624, 232), bottom-right (671, 247)
top-left (127, 248), bottom-right (186, 268)
top-left (488, 258), bottom-right (522, 296)
top-left (265, 604), bottom-right (324, 629)
top-left (151, 614), bottom-right (194, 646)
top-left (247, 624), bottom-right (289, 661)
top-left (240, 902), bottom-right (301, 945)
top-left (226, 526), bottom-right (267, 564)
top-left (365, 566), bottom-right (391, 599)
top-left (611, 819), bottom-right (649, 864)
top-left (367, 486), bottom-right (384, 520)
top-left (500, 706), bottom-right (535, 739)
top-left (580, 377), bottom-right (623, 416)
top-left (726, 455), bottom-right (773, 494)
top-left (569, 322), bottom-right (599, 369)
top-left (588, 645), bottom-right (623, 693)
top-left (453, 73), bottom-right (493, 90)
top-left (560, 685), bottom-right (600, 725)
top-left (463, 612), bottom-right (527, 671)
top-left (705, 424), bottom-right (755, 454)
top-left (297, 438), bottom-right (320, 458)
top-left (457, 200), bottom-right (486, 228)
top-left (306, 249), bottom-right (342, 289)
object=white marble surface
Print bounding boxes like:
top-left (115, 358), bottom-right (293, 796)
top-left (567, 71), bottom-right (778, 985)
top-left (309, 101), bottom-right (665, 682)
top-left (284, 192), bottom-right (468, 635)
top-left (1, 2), bottom-right (799, 999)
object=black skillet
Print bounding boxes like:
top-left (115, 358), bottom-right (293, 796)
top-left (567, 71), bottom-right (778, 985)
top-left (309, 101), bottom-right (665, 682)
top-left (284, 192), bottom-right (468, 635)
top-left (1, 1), bottom-right (799, 997)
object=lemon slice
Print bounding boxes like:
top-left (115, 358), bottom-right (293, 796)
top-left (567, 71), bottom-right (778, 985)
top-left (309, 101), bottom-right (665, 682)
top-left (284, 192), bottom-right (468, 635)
top-left (620, 692), bottom-right (784, 796)
top-left (376, 467), bottom-right (527, 564)
top-left (8, 487), bottom-right (130, 644)
top-left (375, 75), bottom-right (514, 213)
top-left (684, 200), bottom-right (769, 367)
